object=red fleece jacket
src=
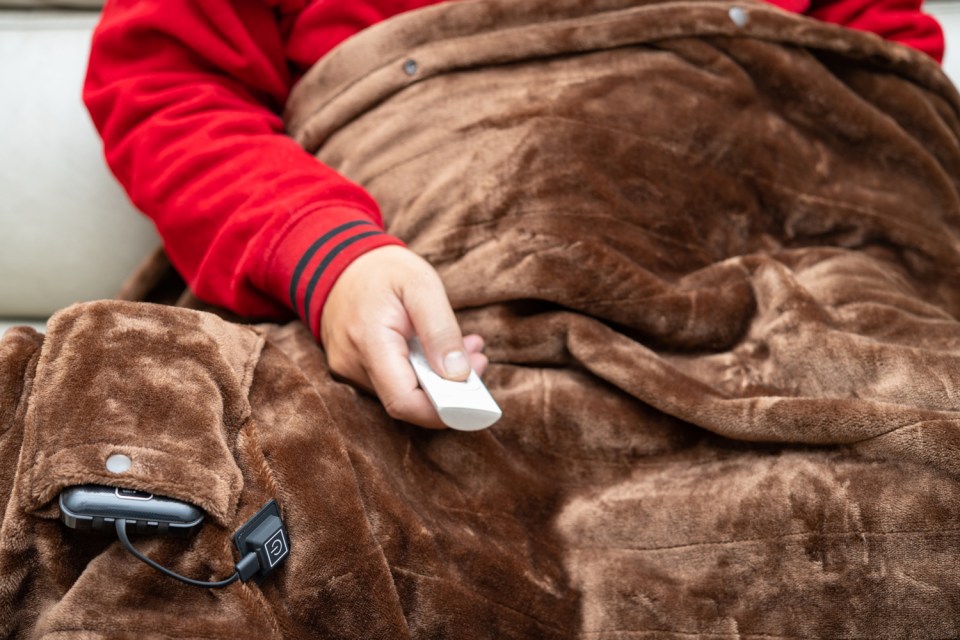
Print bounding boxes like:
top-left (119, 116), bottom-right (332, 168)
top-left (83, 0), bottom-right (945, 337)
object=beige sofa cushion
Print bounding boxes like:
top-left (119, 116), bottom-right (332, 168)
top-left (0, 1), bottom-right (103, 7)
top-left (0, 10), bottom-right (158, 318)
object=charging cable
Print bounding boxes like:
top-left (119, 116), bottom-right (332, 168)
top-left (115, 500), bottom-right (289, 589)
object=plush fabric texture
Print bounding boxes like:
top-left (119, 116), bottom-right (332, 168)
top-left (4, 0), bottom-right (960, 637)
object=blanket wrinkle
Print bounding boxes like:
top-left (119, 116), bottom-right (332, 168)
top-left (7, 0), bottom-right (960, 636)
top-left (341, 451), bottom-right (412, 640)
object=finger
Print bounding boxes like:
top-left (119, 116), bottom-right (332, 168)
top-left (400, 270), bottom-right (471, 382)
top-left (468, 352), bottom-right (489, 377)
top-left (462, 333), bottom-right (485, 355)
top-left (362, 329), bottom-right (447, 429)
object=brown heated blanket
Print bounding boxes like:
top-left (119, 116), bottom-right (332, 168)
top-left (4, 0), bottom-right (960, 637)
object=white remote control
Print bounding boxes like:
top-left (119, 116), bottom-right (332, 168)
top-left (407, 337), bottom-right (502, 431)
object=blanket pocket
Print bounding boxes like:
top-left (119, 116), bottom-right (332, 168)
top-left (17, 300), bottom-right (265, 528)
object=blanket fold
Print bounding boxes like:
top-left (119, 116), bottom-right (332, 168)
top-left (4, 0), bottom-right (960, 637)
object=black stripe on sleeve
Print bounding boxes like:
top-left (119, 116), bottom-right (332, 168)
top-left (288, 220), bottom-right (375, 314)
top-left (302, 230), bottom-right (384, 331)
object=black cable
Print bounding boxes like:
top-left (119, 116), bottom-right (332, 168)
top-left (115, 518), bottom-right (241, 589)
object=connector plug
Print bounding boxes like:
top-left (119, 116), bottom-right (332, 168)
top-left (233, 500), bottom-right (290, 584)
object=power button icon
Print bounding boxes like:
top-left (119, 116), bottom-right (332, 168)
top-left (264, 529), bottom-right (289, 567)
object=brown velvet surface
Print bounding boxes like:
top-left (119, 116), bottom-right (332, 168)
top-left (4, 0), bottom-right (960, 637)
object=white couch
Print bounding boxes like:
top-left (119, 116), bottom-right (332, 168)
top-left (2, 2), bottom-right (960, 334)
top-left (0, 5), bottom-right (158, 332)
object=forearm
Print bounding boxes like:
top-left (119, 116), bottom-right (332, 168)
top-left (84, 0), bottom-right (403, 328)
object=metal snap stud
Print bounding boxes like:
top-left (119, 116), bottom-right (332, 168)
top-left (106, 453), bottom-right (132, 474)
top-left (728, 6), bottom-right (749, 27)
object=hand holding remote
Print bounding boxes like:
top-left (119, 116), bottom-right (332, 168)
top-left (320, 245), bottom-right (488, 429)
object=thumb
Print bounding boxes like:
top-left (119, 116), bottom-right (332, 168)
top-left (400, 269), bottom-right (471, 381)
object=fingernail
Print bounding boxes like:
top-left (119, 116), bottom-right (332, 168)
top-left (443, 350), bottom-right (470, 378)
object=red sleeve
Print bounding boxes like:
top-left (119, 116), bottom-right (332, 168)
top-left (83, 0), bottom-right (403, 336)
top-left (810, 0), bottom-right (945, 62)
